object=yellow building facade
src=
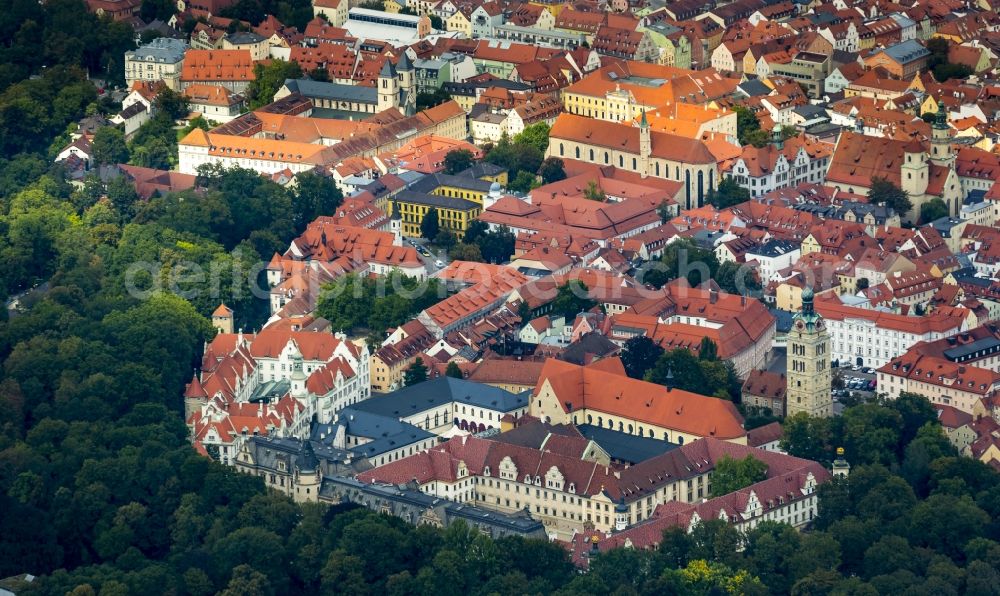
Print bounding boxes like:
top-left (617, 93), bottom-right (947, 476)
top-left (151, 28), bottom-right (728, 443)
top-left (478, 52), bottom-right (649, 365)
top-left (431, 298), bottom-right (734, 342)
top-left (391, 191), bottom-right (482, 239)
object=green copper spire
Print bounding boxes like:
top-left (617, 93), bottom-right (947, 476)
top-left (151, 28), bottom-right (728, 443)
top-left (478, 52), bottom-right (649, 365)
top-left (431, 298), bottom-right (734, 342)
top-left (801, 285), bottom-right (814, 314)
top-left (794, 285), bottom-right (821, 329)
top-left (934, 100), bottom-right (948, 130)
top-left (639, 109), bottom-right (648, 128)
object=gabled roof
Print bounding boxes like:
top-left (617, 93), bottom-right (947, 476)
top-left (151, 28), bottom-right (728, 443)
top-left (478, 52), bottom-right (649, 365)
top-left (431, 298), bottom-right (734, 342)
top-left (549, 113), bottom-right (717, 164)
top-left (534, 358), bottom-right (746, 440)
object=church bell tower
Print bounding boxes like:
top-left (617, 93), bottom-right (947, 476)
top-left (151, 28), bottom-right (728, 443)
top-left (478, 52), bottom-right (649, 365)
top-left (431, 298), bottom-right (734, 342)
top-left (786, 287), bottom-right (832, 418)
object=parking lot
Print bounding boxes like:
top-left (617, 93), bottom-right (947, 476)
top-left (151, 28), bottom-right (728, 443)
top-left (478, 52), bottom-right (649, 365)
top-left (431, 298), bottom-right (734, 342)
top-left (833, 365), bottom-right (878, 408)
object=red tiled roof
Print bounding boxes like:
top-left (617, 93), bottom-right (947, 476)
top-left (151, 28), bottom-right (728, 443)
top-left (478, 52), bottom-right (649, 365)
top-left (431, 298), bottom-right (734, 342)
top-left (534, 358), bottom-right (746, 439)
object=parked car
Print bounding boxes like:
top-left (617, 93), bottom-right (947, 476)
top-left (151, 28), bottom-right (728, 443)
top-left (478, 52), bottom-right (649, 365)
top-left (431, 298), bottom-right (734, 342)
top-left (851, 364), bottom-right (861, 371)
top-left (867, 380), bottom-right (877, 390)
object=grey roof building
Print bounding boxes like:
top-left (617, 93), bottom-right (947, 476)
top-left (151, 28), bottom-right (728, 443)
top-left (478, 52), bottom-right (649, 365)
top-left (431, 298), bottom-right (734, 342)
top-left (408, 172), bottom-right (496, 194)
top-left (237, 436), bottom-right (547, 539)
top-left (280, 78), bottom-right (378, 105)
top-left (126, 37), bottom-right (187, 64)
top-left (394, 189), bottom-right (480, 212)
top-left (560, 332), bottom-right (620, 366)
top-left (320, 476), bottom-right (547, 539)
top-left (881, 39), bottom-right (930, 64)
top-left (125, 37), bottom-right (188, 89)
top-left (353, 377), bottom-right (528, 417)
top-left (749, 238), bottom-right (799, 258)
top-left (225, 31), bottom-right (266, 45)
top-left (315, 378), bottom-right (527, 464)
top-left (237, 435), bottom-right (373, 479)
top-left (577, 424), bottom-right (679, 465)
top-left (457, 162), bottom-right (507, 180)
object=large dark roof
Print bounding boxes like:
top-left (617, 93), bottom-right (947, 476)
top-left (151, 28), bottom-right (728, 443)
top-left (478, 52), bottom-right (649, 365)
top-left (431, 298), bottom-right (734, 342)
top-left (560, 332), bottom-right (620, 365)
top-left (577, 424), bottom-right (679, 464)
top-left (353, 377), bottom-right (528, 417)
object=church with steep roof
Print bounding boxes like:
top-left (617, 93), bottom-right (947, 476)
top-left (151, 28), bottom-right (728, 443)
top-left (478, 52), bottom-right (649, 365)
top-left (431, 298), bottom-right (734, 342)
top-left (827, 102), bottom-right (962, 224)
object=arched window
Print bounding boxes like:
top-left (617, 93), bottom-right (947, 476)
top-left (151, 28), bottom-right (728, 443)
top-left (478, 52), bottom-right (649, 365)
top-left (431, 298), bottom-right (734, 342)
top-left (697, 170), bottom-right (705, 205)
top-left (559, 143), bottom-right (565, 156)
top-left (656, 162), bottom-right (660, 176)
top-left (576, 147), bottom-right (581, 159)
top-left (589, 148), bottom-right (594, 160)
top-left (685, 170), bottom-right (691, 209)
top-left (628, 424), bottom-right (633, 433)
top-left (618, 155), bottom-right (624, 167)
top-left (604, 152), bottom-right (610, 164)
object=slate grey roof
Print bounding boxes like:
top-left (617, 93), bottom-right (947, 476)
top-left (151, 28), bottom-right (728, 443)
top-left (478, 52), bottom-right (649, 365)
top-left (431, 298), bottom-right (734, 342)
top-left (281, 79), bottom-right (378, 104)
top-left (793, 104), bottom-right (829, 120)
top-left (323, 378), bottom-right (526, 458)
top-left (243, 436), bottom-right (371, 475)
top-left (830, 50), bottom-right (858, 67)
top-left (458, 162), bottom-right (507, 179)
top-left (119, 102), bottom-right (147, 120)
top-left (560, 332), bottom-right (620, 365)
top-left (396, 170), bottom-right (425, 185)
top-left (888, 13), bottom-right (916, 28)
top-left (353, 377), bottom-right (527, 416)
top-left (414, 57), bottom-right (447, 70)
top-left (577, 424), bottom-right (679, 464)
top-left (748, 239), bottom-right (798, 258)
top-left (442, 79), bottom-right (531, 96)
top-left (807, 12), bottom-right (839, 25)
top-left (320, 475), bottom-right (546, 536)
top-left (126, 37), bottom-right (187, 64)
top-left (226, 31), bottom-right (266, 45)
top-left (395, 190), bottom-right (480, 211)
top-left (943, 337), bottom-right (1000, 361)
top-left (793, 200), bottom-right (895, 224)
top-left (929, 216), bottom-right (964, 237)
top-left (769, 307), bottom-right (794, 333)
top-left (881, 39), bottom-right (930, 64)
top-left (951, 267), bottom-right (991, 287)
top-left (397, 51), bottom-right (414, 71)
top-left (249, 379), bottom-right (291, 403)
top-left (409, 172), bottom-right (495, 194)
top-left (324, 408), bottom-right (435, 458)
top-left (737, 79), bottom-right (771, 97)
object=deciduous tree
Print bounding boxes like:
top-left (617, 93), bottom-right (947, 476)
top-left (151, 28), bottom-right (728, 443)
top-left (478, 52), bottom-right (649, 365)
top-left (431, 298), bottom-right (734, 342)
top-left (421, 208), bottom-right (440, 241)
top-left (443, 149), bottom-right (474, 175)
top-left (709, 454), bottom-right (768, 497)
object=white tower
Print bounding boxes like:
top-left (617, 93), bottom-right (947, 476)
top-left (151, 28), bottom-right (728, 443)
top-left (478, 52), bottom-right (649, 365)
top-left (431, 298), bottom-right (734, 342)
top-left (377, 60), bottom-right (398, 113)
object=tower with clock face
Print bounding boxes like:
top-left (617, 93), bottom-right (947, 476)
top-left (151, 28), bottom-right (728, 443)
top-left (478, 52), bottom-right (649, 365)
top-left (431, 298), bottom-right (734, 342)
top-left (785, 286), bottom-right (832, 418)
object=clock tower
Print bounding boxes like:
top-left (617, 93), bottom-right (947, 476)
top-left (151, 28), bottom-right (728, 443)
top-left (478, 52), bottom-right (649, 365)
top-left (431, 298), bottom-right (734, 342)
top-left (786, 287), bottom-right (832, 417)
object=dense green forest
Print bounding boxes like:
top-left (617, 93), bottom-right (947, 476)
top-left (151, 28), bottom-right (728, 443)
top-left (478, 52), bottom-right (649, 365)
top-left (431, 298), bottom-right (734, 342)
top-left (1, 1), bottom-right (999, 593)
